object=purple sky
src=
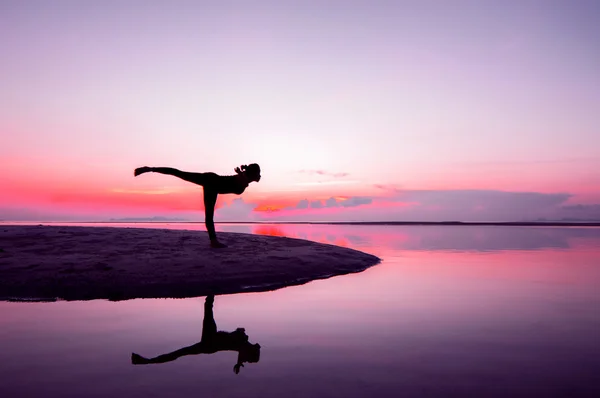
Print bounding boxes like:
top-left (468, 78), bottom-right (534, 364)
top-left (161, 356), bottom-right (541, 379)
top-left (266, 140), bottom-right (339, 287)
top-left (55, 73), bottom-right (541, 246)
top-left (1, 0), bottom-right (599, 221)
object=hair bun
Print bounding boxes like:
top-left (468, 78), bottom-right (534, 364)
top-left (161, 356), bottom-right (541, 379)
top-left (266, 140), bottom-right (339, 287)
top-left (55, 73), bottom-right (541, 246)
top-left (241, 165), bottom-right (248, 171)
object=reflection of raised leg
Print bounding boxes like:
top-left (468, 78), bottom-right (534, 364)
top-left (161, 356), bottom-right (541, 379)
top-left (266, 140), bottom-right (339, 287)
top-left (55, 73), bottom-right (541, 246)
top-left (131, 352), bottom-right (150, 364)
top-left (131, 343), bottom-right (202, 365)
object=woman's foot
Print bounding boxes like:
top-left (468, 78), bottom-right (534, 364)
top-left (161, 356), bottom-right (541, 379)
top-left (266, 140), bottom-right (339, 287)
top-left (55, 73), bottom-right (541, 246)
top-left (134, 166), bottom-right (151, 176)
top-left (210, 240), bottom-right (227, 249)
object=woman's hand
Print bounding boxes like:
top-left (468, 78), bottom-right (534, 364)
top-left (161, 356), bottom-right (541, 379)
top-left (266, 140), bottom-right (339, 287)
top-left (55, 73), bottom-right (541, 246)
top-left (234, 166), bottom-right (242, 174)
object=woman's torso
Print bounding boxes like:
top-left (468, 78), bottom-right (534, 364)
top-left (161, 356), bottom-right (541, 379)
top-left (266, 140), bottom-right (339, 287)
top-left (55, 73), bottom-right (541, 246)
top-left (215, 174), bottom-right (248, 195)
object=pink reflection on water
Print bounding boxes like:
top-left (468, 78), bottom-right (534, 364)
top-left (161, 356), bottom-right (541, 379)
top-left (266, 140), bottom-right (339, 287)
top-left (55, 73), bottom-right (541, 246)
top-left (3, 243), bottom-right (598, 345)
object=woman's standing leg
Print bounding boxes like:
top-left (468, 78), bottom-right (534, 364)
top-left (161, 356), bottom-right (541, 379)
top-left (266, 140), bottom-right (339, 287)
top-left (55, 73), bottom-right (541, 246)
top-left (204, 189), bottom-right (226, 248)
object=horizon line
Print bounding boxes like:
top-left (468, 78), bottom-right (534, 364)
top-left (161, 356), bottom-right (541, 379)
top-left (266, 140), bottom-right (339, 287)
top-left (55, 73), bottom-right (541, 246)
top-left (2, 220), bottom-right (600, 227)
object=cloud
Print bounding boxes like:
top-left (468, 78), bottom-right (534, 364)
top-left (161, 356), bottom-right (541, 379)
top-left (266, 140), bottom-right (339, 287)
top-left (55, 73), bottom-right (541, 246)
top-left (299, 169), bottom-right (349, 178)
top-left (310, 200), bottom-right (323, 208)
top-left (287, 196), bottom-right (374, 211)
top-left (281, 195), bottom-right (373, 212)
top-left (325, 197), bottom-right (339, 207)
top-left (296, 199), bottom-right (309, 209)
top-left (214, 198), bottom-right (258, 221)
top-left (321, 196), bottom-right (373, 208)
top-left (259, 190), bottom-right (579, 222)
top-left (560, 204), bottom-right (600, 212)
top-left (290, 169), bottom-right (356, 187)
top-left (556, 204), bottom-right (600, 220)
top-left (373, 184), bottom-right (402, 192)
top-left (385, 190), bottom-right (572, 221)
top-left (339, 196), bottom-right (373, 207)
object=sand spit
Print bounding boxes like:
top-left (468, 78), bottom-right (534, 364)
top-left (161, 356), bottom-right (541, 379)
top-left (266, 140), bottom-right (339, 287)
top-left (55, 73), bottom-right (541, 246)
top-left (0, 225), bottom-right (380, 301)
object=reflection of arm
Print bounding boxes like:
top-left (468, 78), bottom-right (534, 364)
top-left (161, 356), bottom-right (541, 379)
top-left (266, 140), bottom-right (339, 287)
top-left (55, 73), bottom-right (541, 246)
top-left (233, 352), bottom-right (244, 374)
top-left (137, 343), bottom-right (204, 364)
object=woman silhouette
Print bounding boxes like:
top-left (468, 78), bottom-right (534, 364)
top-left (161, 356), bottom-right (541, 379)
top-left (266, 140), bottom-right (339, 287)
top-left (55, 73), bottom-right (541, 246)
top-left (134, 163), bottom-right (261, 248)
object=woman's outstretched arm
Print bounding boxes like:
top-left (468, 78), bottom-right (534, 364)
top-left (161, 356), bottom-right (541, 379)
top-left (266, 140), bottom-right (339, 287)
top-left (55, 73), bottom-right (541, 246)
top-left (134, 166), bottom-right (206, 186)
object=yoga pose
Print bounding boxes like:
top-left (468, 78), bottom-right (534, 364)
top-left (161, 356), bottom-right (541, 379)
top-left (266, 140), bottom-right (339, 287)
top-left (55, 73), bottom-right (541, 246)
top-left (134, 163), bottom-right (261, 248)
top-left (131, 295), bottom-right (261, 374)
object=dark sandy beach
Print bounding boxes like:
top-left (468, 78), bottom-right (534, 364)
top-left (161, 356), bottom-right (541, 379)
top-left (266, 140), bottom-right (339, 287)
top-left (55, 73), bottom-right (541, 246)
top-left (0, 225), bottom-right (380, 301)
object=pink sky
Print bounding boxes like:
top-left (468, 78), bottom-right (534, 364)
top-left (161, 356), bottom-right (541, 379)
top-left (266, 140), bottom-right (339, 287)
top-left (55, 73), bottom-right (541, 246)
top-left (1, 1), bottom-right (599, 222)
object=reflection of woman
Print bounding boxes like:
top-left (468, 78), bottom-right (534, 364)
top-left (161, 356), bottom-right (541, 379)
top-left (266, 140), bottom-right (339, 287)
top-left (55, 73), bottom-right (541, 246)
top-left (131, 295), bottom-right (260, 374)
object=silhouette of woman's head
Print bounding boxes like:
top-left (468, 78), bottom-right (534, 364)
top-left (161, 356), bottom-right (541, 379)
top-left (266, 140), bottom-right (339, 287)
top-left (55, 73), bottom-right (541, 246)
top-left (243, 343), bottom-right (261, 363)
top-left (242, 163), bottom-right (261, 182)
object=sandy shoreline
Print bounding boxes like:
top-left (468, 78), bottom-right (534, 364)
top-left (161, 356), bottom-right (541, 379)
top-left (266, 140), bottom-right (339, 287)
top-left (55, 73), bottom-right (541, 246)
top-left (0, 225), bottom-right (380, 301)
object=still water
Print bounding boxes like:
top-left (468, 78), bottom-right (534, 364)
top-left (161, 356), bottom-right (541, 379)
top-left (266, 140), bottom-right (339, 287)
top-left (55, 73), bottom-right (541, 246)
top-left (1, 224), bottom-right (599, 397)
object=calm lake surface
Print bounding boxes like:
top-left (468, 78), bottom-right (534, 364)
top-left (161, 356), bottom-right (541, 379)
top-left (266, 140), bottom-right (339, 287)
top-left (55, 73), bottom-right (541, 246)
top-left (1, 223), bottom-right (599, 397)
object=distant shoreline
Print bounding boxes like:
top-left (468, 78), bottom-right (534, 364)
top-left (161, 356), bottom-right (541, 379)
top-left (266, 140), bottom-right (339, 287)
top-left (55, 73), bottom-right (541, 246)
top-left (3, 221), bottom-right (600, 227)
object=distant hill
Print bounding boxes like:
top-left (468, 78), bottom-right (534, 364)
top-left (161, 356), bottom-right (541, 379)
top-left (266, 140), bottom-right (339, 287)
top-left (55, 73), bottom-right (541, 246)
top-left (108, 216), bottom-right (190, 222)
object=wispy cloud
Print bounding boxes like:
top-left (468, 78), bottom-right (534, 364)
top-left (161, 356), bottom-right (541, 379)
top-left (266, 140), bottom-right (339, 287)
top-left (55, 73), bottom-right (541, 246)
top-left (298, 169), bottom-right (350, 178)
top-left (373, 184), bottom-right (402, 192)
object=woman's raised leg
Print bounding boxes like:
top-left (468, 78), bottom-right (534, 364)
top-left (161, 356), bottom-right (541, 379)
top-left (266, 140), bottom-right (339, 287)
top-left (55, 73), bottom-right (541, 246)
top-left (134, 166), bottom-right (209, 186)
